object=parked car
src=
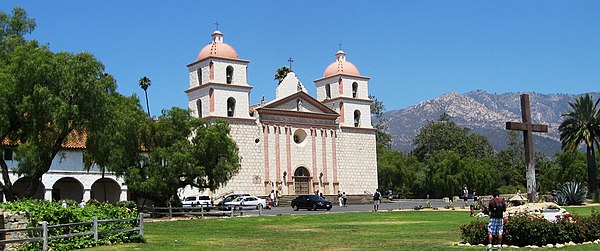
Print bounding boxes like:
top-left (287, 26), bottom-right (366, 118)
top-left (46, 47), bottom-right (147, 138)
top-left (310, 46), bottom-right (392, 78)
top-left (217, 193), bottom-right (251, 210)
top-left (291, 195), bottom-right (332, 211)
top-left (182, 195), bottom-right (212, 208)
top-left (224, 196), bottom-right (267, 210)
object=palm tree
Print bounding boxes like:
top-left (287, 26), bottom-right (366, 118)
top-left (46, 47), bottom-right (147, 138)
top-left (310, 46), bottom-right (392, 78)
top-left (274, 66), bottom-right (290, 84)
top-left (559, 94), bottom-right (600, 194)
top-left (138, 76), bottom-right (152, 116)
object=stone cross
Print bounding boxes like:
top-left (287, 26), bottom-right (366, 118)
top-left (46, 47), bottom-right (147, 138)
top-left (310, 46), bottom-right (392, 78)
top-left (506, 94), bottom-right (548, 203)
top-left (288, 57), bottom-right (294, 70)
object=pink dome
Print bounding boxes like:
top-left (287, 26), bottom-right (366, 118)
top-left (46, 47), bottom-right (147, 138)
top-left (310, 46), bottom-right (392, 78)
top-left (196, 30), bottom-right (239, 61)
top-left (322, 50), bottom-right (361, 78)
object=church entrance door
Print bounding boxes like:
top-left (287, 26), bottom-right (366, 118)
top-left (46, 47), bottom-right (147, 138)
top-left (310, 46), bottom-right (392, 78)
top-left (293, 167), bottom-right (310, 194)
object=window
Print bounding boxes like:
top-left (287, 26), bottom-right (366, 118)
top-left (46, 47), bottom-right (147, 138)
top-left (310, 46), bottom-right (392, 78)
top-left (227, 97), bottom-right (236, 117)
top-left (3, 149), bottom-right (13, 161)
top-left (293, 129), bottom-right (307, 144)
top-left (209, 88), bottom-right (215, 112)
top-left (226, 66), bottom-right (234, 84)
top-left (338, 78), bottom-right (343, 95)
top-left (354, 110), bottom-right (361, 127)
top-left (325, 84), bottom-right (331, 99)
top-left (209, 61), bottom-right (214, 80)
top-left (196, 99), bottom-right (202, 117)
top-left (352, 82), bottom-right (358, 98)
top-left (197, 69), bottom-right (202, 85)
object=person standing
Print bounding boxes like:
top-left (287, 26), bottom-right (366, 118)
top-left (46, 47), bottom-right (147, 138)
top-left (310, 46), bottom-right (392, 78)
top-left (337, 191), bottom-right (343, 207)
top-left (373, 189), bottom-right (382, 212)
top-left (487, 189), bottom-right (506, 251)
top-left (463, 186), bottom-right (469, 207)
top-left (269, 190), bottom-right (275, 208)
top-left (342, 192), bottom-right (347, 207)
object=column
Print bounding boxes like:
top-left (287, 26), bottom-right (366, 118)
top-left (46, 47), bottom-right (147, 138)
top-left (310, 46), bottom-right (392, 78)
top-left (285, 126), bottom-right (293, 193)
top-left (332, 130), bottom-right (339, 193)
top-left (83, 189), bottom-right (91, 202)
top-left (263, 124), bottom-right (271, 194)
top-left (321, 129), bottom-right (329, 194)
top-left (311, 128), bottom-right (318, 194)
top-left (44, 188), bottom-right (52, 201)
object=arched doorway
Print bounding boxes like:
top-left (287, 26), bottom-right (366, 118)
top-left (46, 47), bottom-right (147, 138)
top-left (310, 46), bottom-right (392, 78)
top-left (91, 178), bottom-right (121, 203)
top-left (52, 177), bottom-right (84, 202)
top-left (13, 177), bottom-right (44, 199)
top-left (293, 167), bottom-right (310, 195)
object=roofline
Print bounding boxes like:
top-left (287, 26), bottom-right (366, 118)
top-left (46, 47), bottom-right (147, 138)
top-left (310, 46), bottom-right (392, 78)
top-left (314, 73), bottom-right (371, 82)
top-left (187, 56), bottom-right (250, 67)
top-left (258, 108), bottom-right (339, 120)
top-left (321, 97), bottom-right (373, 104)
top-left (185, 82), bottom-right (253, 93)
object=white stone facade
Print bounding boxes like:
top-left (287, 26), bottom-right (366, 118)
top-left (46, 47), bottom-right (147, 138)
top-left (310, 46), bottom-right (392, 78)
top-left (184, 30), bottom-right (378, 198)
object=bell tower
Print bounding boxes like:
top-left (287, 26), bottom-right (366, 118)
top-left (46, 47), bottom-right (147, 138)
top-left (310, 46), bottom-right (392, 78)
top-left (314, 50), bottom-right (372, 128)
top-left (185, 29), bottom-right (252, 120)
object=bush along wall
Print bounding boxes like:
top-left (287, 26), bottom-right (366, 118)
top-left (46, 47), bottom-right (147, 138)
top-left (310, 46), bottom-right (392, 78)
top-left (460, 211), bottom-right (600, 247)
top-left (0, 199), bottom-right (144, 250)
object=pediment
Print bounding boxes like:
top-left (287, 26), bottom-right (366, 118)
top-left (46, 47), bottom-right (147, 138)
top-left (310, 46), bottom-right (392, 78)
top-left (258, 92), bottom-right (338, 115)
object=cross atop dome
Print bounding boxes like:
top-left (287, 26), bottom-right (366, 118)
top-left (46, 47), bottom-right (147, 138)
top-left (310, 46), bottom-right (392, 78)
top-left (196, 28), bottom-right (239, 61)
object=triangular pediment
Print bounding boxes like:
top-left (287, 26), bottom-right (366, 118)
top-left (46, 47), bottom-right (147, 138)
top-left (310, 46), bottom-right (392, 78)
top-left (258, 92), bottom-right (338, 115)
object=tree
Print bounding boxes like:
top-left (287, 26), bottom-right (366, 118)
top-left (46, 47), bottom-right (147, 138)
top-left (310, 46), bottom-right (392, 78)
top-left (124, 108), bottom-right (241, 206)
top-left (273, 66), bottom-right (290, 84)
top-left (370, 95), bottom-right (392, 149)
top-left (138, 76), bottom-right (152, 116)
top-left (559, 94), bottom-right (600, 194)
top-left (412, 114), bottom-right (493, 161)
top-left (0, 7), bottom-right (37, 201)
top-left (493, 131), bottom-right (526, 188)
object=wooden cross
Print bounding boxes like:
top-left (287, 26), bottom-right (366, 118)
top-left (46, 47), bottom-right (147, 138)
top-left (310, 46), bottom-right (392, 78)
top-left (288, 57), bottom-right (294, 70)
top-left (506, 94), bottom-right (548, 203)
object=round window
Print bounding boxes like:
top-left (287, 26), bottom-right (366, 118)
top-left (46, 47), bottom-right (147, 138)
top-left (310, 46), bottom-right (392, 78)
top-left (293, 129), bottom-right (307, 144)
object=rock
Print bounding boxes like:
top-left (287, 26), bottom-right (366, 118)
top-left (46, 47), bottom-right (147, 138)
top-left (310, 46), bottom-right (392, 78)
top-left (594, 239), bottom-right (600, 244)
top-left (555, 243), bottom-right (564, 248)
top-left (582, 241), bottom-right (592, 245)
top-left (465, 243), bottom-right (471, 246)
top-left (457, 243), bottom-right (465, 246)
top-left (511, 245), bottom-right (520, 249)
top-left (546, 244), bottom-right (554, 248)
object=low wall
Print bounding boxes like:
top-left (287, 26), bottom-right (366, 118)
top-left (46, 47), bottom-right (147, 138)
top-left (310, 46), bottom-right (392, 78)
top-left (0, 210), bottom-right (29, 250)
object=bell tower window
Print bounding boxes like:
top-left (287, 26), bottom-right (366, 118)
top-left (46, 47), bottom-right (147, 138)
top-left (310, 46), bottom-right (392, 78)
top-left (209, 88), bottom-right (215, 112)
top-left (227, 97), bottom-right (236, 117)
top-left (209, 62), bottom-right (214, 80)
top-left (352, 82), bottom-right (358, 98)
top-left (196, 99), bottom-right (202, 117)
top-left (325, 84), bottom-right (331, 99)
top-left (354, 110), bottom-right (361, 127)
top-left (226, 66), bottom-right (234, 84)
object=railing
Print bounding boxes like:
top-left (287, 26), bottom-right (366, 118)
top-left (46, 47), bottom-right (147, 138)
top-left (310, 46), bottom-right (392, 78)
top-left (142, 204), bottom-right (265, 218)
top-left (0, 214), bottom-right (144, 251)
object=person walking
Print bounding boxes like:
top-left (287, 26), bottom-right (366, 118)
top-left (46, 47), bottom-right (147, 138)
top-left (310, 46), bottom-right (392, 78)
top-left (487, 189), bottom-right (506, 251)
top-left (373, 189), bottom-right (382, 212)
top-left (338, 191), bottom-right (343, 207)
top-left (463, 186), bottom-right (469, 207)
top-left (342, 192), bottom-right (347, 207)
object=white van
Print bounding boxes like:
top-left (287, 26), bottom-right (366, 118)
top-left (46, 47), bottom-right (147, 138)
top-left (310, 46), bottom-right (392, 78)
top-left (182, 195), bottom-right (212, 207)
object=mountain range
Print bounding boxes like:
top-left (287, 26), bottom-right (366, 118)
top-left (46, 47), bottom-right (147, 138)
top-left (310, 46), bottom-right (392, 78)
top-left (384, 90), bottom-right (600, 157)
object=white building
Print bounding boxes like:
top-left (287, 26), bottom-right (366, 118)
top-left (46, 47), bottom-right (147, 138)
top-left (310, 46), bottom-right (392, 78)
top-left (1, 29), bottom-right (378, 202)
top-left (184, 30), bottom-right (377, 197)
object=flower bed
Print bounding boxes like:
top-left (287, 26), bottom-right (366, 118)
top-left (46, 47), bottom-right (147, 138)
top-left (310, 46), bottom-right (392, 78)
top-left (460, 210), bottom-right (600, 247)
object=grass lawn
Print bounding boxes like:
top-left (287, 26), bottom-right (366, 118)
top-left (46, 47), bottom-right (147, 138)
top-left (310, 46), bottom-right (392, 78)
top-left (88, 206), bottom-right (600, 250)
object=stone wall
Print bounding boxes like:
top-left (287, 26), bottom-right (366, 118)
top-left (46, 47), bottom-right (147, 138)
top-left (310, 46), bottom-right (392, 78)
top-left (0, 210), bottom-right (29, 250)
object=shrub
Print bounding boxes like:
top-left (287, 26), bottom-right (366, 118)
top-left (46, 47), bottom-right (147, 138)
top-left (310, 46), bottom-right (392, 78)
top-left (0, 199), bottom-right (143, 250)
top-left (460, 210), bottom-right (600, 246)
top-left (559, 181), bottom-right (587, 205)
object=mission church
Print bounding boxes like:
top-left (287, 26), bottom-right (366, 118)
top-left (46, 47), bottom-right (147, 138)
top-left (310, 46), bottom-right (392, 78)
top-left (1, 29), bottom-right (378, 202)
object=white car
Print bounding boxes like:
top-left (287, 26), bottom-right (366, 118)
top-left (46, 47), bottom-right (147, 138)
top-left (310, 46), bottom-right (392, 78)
top-left (182, 195), bottom-right (212, 207)
top-left (224, 196), bottom-right (267, 210)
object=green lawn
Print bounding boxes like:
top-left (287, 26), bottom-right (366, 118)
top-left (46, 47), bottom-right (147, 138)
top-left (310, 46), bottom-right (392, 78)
top-left (88, 206), bottom-right (600, 250)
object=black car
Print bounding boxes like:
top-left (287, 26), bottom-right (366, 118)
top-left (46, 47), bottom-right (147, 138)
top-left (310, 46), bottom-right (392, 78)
top-left (291, 195), bottom-right (332, 211)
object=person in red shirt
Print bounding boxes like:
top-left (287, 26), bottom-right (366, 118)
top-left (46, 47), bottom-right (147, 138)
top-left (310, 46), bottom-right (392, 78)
top-left (487, 189), bottom-right (506, 251)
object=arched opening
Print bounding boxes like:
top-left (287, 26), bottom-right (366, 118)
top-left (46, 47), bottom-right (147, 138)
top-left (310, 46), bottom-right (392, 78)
top-left (325, 84), bottom-right (331, 99)
top-left (227, 97), bottom-right (236, 117)
top-left (13, 177), bottom-right (44, 200)
top-left (52, 177), bottom-right (84, 202)
top-left (209, 61), bottom-right (214, 80)
top-left (352, 82), bottom-right (358, 98)
top-left (226, 66), bottom-right (234, 84)
top-left (339, 102), bottom-right (345, 123)
top-left (293, 167), bottom-right (310, 194)
top-left (338, 78), bottom-right (343, 95)
top-left (196, 99), bottom-right (202, 117)
top-left (354, 110), bottom-right (361, 127)
top-left (209, 88), bottom-right (215, 112)
top-left (197, 69), bottom-right (202, 85)
top-left (91, 178), bottom-right (121, 203)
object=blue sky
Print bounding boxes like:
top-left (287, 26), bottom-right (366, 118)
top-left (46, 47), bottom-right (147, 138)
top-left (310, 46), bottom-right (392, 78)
top-left (2, 1), bottom-right (599, 116)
